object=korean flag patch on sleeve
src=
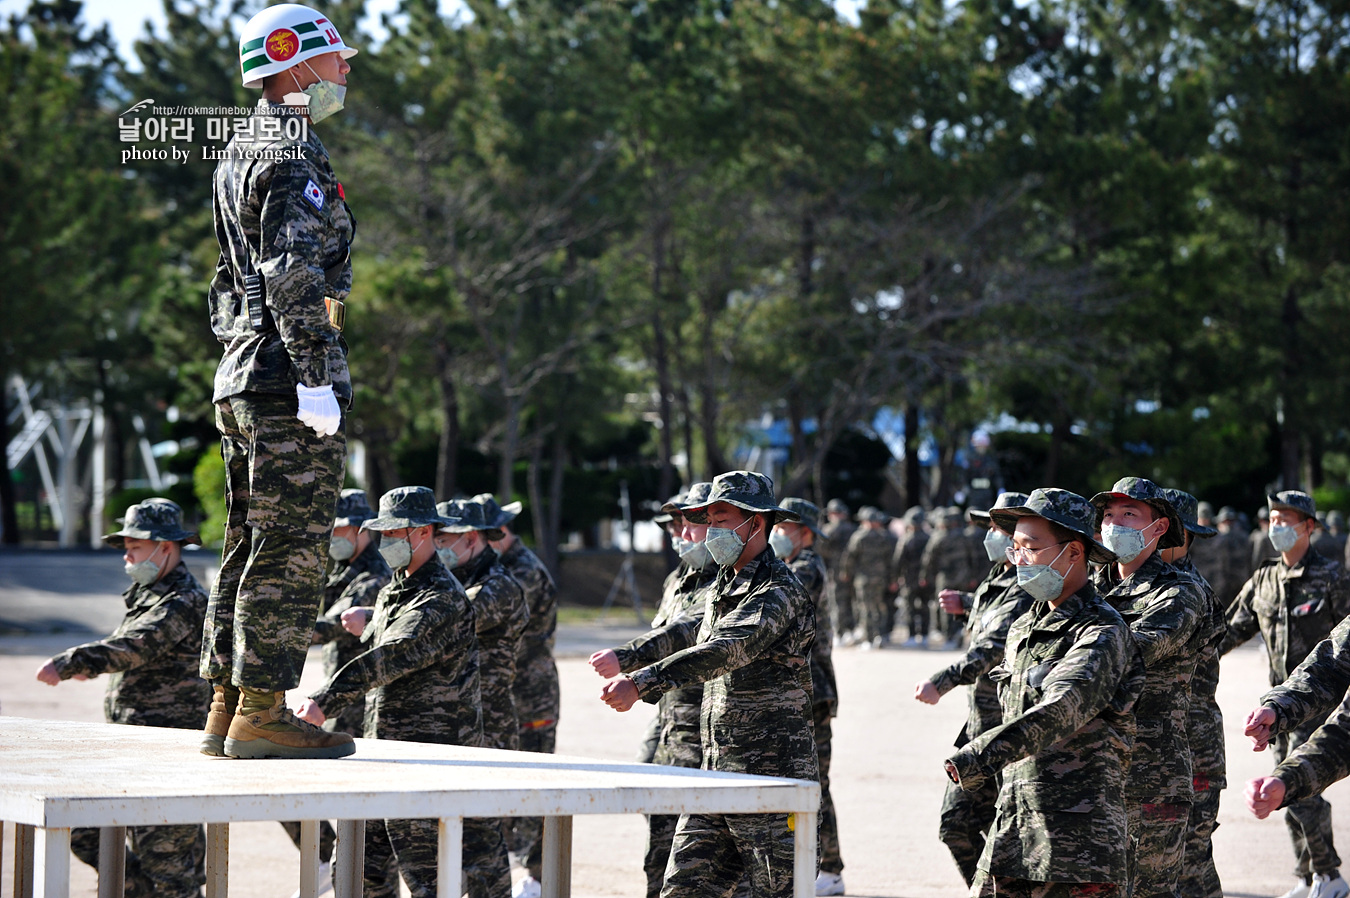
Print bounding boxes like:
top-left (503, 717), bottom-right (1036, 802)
top-left (303, 179), bottom-right (325, 211)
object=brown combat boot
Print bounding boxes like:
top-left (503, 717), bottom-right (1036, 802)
top-left (224, 688), bottom-right (355, 760)
top-left (201, 683), bottom-right (240, 757)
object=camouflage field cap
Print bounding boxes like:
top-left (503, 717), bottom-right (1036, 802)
top-left (1269, 490), bottom-right (1318, 524)
top-left (657, 481), bottom-right (713, 523)
top-left (104, 498), bottom-right (201, 548)
top-left (902, 505), bottom-right (926, 524)
top-left (333, 488), bottom-right (376, 528)
top-left (653, 492), bottom-right (685, 525)
top-left (471, 493), bottom-right (523, 529)
top-left (1196, 501), bottom-right (1215, 522)
top-left (856, 505), bottom-right (889, 524)
top-left (1256, 506), bottom-right (1270, 521)
top-left (1217, 506), bottom-right (1239, 523)
top-left (825, 498), bottom-right (850, 515)
top-left (362, 486), bottom-right (454, 532)
top-left (1163, 489), bottom-right (1217, 539)
top-left (1090, 476), bottom-right (1185, 550)
top-left (968, 491), bottom-right (1031, 526)
top-left (681, 471), bottom-right (800, 525)
top-left (990, 488), bottom-right (1118, 565)
top-left (780, 497), bottom-right (823, 536)
top-left (436, 498), bottom-right (506, 540)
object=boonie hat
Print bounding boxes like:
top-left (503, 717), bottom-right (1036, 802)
top-left (105, 498), bottom-right (201, 548)
top-left (1090, 477), bottom-right (1185, 550)
top-left (681, 471), bottom-right (799, 525)
top-left (362, 487), bottom-right (453, 532)
top-left (990, 488), bottom-right (1118, 565)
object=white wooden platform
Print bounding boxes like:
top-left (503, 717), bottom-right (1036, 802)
top-left (0, 716), bottom-right (819, 898)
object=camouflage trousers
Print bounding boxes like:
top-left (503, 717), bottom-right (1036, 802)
top-left (71, 824), bottom-right (204, 898)
top-left (202, 395), bottom-right (345, 691)
top-left (660, 812), bottom-right (811, 898)
top-left (363, 816), bottom-right (511, 898)
top-left (939, 766), bottom-right (997, 885)
top-left (480, 651), bottom-right (521, 752)
top-left (852, 576), bottom-right (891, 643)
top-left (280, 820), bottom-right (336, 864)
top-left (827, 580), bottom-right (855, 641)
top-left (1276, 726), bottom-right (1343, 878)
top-left (1178, 782), bottom-right (1223, 898)
top-left (815, 704), bottom-right (843, 875)
top-left (1126, 800), bottom-right (1190, 898)
top-left (506, 722), bottom-right (557, 880)
top-left (973, 873), bottom-right (1121, 898)
top-left (904, 591), bottom-right (931, 639)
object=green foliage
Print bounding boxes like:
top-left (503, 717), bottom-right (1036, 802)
top-left (192, 450), bottom-right (227, 547)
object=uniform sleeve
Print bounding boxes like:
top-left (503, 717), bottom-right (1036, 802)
top-left (1129, 580), bottom-right (1205, 667)
top-left (51, 594), bottom-right (203, 680)
top-left (1263, 614), bottom-right (1350, 735)
top-left (840, 535), bottom-right (858, 580)
top-left (1275, 691), bottom-right (1350, 805)
top-left (1220, 574), bottom-right (1261, 655)
top-left (312, 574), bottom-right (383, 645)
top-left (628, 586), bottom-right (798, 703)
top-left (1331, 570), bottom-right (1350, 620)
top-left (920, 538), bottom-right (938, 585)
top-left (613, 614), bottom-right (703, 673)
top-left (467, 577), bottom-right (527, 633)
top-left (256, 157), bottom-right (340, 389)
top-left (310, 594), bottom-right (458, 715)
top-left (930, 590), bottom-right (1030, 695)
top-left (946, 622), bottom-right (1133, 792)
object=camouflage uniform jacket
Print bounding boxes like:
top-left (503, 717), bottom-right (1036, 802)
top-left (1271, 692), bottom-right (1350, 805)
top-left (500, 540), bottom-right (559, 726)
top-left (921, 529), bottom-right (983, 594)
top-left (454, 549), bottom-right (530, 749)
top-left (818, 518), bottom-right (855, 589)
top-left (841, 526), bottom-right (897, 585)
top-left (310, 558), bottom-right (483, 746)
top-left (51, 561), bottom-right (210, 729)
top-left (623, 548), bottom-right (819, 782)
top-left (1170, 554), bottom-right (1228, 785)
top-left (947, 583), bottom-right (1144, 884)
top-left (789, 547), bottom-right (838, 716)
top-left (929, 563), bottom-right (1033, 744)
top-left (893, 529), bottom-right (931, 598)
top-left (209, 99), bottom-right (353, 405)
top-left (1094, 552), bottom-right (1206, 803)
top-left (619, 562), bottom-right (716, 768)
top-left (1259, 611), bottom-right (1350, 739)
top-left (1190, 532), bottom-right (1242, 610)
top-left (1221, 549), bottom-right (1350, 686)
top-left (312, 540), bottom-right (392, 679)
top-left (1252, 529), bottom-right (1281, 573)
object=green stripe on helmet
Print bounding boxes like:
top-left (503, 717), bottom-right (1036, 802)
top-left (294, 21), bottom-right (318, 33)
top-left (241, 54), bottom-right (271, 73)
top-left (241, 36), bottom-right (265, 52)
top-left (300, 36), bottom-right (328, 51)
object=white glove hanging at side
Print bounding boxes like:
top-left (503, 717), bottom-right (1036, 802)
top-left (296, 383), bottom-right (341, 437)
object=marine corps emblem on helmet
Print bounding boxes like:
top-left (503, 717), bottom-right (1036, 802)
top-left (266, 28), bottom-right (300, 61)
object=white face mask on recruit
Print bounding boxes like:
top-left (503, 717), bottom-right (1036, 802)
top-left (284, 59), bottom-right (346, 123)
top-left (1015, 542), bottom-right (1072, 603)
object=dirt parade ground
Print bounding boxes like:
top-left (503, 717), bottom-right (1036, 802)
top-left (2, 550), bottom-right (1349, 897)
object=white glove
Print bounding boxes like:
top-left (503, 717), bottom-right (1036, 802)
top-left (296, 383), bottom-right (341, 437)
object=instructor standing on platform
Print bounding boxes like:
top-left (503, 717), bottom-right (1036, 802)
top-left (200, 3), bottom-right (359, 760)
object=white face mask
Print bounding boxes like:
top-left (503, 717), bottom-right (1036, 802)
top-left (284, 59), bottom-right (346, 123)
top-left (983, 528), bottom-right (1013, 562)
top-left (678, 538), bottom-right (715, 571)
top-left (329, 534), bottom-right (356, 561)
top-left (1101, 521), bottom-right (1160, 565)
top-left (380, 530), bottom-right (425, 571)
top-left (436, 535), bottom-right (469, 570)
top-left (705, 516), bottom-right (756, 567)
top-left (125, 543), bottom-right (167, 587)
top-left (1269, 524), bottom-right (1301, 553)
top-left (769, 530), bottom-right (795, 560)
top-left (1015, 542), bottom-right (1072, 602)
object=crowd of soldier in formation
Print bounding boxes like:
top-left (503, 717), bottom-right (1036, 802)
top-left (36, 469), bottom-right (1350, 898)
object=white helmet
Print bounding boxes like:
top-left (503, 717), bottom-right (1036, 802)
top-left (238, 3), bottom-right (357, 89)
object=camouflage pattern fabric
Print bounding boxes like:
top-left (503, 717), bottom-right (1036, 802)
top-left (498, 539), bottom-right (558, 880)
top-left (622, 546), bottom-right (818, 896)
top-left (453, 549), bottom-right (530, 751)
top-left (1179, 787), bottom-right (1223, 898)
top-left (70, 824), bottom-right (203, 898)
top-left (208, 100), bottom-right (353, 406)
top-left (1190, 530), bottom-right (1246, 608)
top-left (842, 525), bottom-right (898, 642)
top-left (946, 582), bottom-right (1145, 885)
top-left (201, 394), bottom-right (345, 691)
top-left (941, 775), bottom-right (998, 886)
top-left (311, 539), bottom-right (391, 735)
top-left (52, 560), bottom-right (211, 728)
top-left (1271, 721), bottom-right (1345, 879)
top-left (922, 525), bottom-right (984, 641)
top-left (1260, 611), bottom-right (1350, 737)
top-left (819, 517), bottom-right (857, 636)
top-left (1272, 691), bottom-right (1350, 823)
top-left (894, 528), bottom-right (932, 638)
top-left (55, 560), bottom-right (210, 898)
top-left (307, 557), bottom-right (510, 898)
top-left (1253, 527), bottom-right (1282, 572)
top-left (788, 546), bottom-right (842, 874)
top-left (974, 874), bottom-right (1120, 898)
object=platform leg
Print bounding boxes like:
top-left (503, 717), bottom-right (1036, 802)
top-left (436, 817), bottom-right (462, 898)
top-left (97, 826), bottom-right (126, 898)
top-left (205, 823), bottom-right (228, 898)
top-left (793, 811), bottom-right (817, 898)
top-left (333, 820), bottom-right (365, 898)
top-left (34, 827), bottom-right (70, 898)
top-left (540, 816), bottom-right (572, 898)
top-left (296, 820), bottom-right (320, 898)
top-left (15, 823), bottom-right (35, 898)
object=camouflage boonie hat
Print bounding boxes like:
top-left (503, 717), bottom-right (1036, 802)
top-left (1269, 490), bottom-right (1318, 524)
top-left (333, 488), bottom-right (376, 528)
top-left (1196, 501), bottom-right (1215, 522)
top-left (435, 499), bottom-right (506, 541)
top-left (1217, 506), bottom-right (1239, 523)
top-left (104, 498), bottom-right (201, 548)
top-left (1163, 489), bottom-right (1217, 539)
top-left (471, 493), bottom-right (522, 529)
top-left (968, 491), bottom-right (1031, 526)
top-left (653, 492), bottom-right (685, 525)
top-left (825, 499), bottom-right (850, 515)
top-left (780, 497), bottom-right (823, 536)
top-left (656, 482), bottom-right (714, 523)
top-left (681, 471), bottom-right (800, 525)
top-left (902, 505), bottom-right (926, 524)
top-left (362, 487), bottom-right (454, 532)
top-left (856, 505), bottom-right (888, 524)
top-left (990, 488), bottom-right (1118, 565)
top-left (1090, 477), bottom-right (1185, 550)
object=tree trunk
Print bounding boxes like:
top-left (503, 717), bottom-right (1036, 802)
top-left (546, 425), bottom-right (566, 574)
top-left (499, 396), bottom-right (522, 501)
top-left (0, 374), bottom-right (21, 544)
top-left (904, 404), bottom-right (922, 509)
top-left (650, 221), bottom-right (677, 502)
top-left (527, 435), bottom-right (546, 557)
top-left (435, 337), bottom-right (460, 499)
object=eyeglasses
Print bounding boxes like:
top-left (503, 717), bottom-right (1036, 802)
top-left (1005, 541), bottom-right (1069, 564)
